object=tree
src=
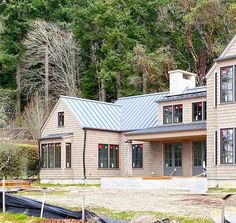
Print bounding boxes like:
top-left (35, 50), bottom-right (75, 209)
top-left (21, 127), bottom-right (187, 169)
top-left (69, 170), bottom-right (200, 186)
top-left (23, 94), bottom-right (51, 140)
top-left (0, 140), bottom-right (24, 178)
top-left (21, 19), bottom-right (80, 106)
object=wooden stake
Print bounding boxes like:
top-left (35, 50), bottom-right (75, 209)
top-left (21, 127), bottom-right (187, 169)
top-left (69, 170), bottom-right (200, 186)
top-left (82, 193), bottom-right (85, 223)
top-left (2, 177), bottom-right (5, 213)
top-left (221, 203), bottom-right (225, 223)
top-left (40, 192), bottom-right (46, 218)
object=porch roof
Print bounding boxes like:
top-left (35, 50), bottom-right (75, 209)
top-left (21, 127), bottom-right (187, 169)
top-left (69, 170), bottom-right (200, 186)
top-left (39, 132), bottom-right (73, 140)
top-left (125, 122), bottom-right (206, 141)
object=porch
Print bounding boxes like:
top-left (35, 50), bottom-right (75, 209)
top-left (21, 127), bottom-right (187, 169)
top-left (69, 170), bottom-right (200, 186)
top-left (124, 122), bottom-right (207, 178)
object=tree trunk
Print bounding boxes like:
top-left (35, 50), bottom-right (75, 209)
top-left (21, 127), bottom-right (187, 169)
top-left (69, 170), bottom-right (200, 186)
top-left (16, 64), bottom-right (21, 116)
top-left (143, 69), bottom-right (148, 94)
top-left (45, 43), bottom-right (49, 109)
top-left (116, 71), bottom-right (122, 99)
top-left (100, 78), bottom-right (106, 102)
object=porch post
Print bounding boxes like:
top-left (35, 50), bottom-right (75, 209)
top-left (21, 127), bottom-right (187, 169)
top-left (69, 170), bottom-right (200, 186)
top-left (125, 140), bottom-right (133, 177)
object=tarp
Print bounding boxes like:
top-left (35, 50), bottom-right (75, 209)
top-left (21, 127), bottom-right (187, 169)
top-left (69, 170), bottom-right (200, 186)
top-left (0, 192), bottom-right (125, 223)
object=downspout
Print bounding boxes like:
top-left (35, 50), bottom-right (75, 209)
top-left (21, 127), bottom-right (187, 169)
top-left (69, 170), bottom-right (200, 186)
top-left (38, 139), bottom-right (41, 181)
top-left (83, 128), bottom-right (87, 185)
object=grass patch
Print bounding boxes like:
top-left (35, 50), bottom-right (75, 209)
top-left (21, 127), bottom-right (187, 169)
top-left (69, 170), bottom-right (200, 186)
top-left (31, 181), bottom-right (100, 188)
top-left (208, 187), bottom-right (236, 193)
top-left (0, 212), bottom-right (42, 223)
top-left (91, 207), bottom-right (213, 223)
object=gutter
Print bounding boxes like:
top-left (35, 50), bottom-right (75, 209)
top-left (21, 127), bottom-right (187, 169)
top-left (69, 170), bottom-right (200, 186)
top-left (83, 128), bottom-right (87, 184)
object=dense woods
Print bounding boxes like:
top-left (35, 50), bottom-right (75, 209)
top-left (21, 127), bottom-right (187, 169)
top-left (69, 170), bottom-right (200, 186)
top-left (0, 0), bottom-right (235, 137)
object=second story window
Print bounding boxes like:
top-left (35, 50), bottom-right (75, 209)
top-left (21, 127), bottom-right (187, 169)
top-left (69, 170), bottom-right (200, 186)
top-left (163, 104), bottom-right (183, 124)
top-left (163, 106), bottom-right (173, 124)
top-left (173, 104), bottom-right (183, 123)
top-left (58, 112), bottom-right (64, 127)
top-left (192, 101), bottom-right (207, 122)
top-left (220, 66), bottom-right (233, 103)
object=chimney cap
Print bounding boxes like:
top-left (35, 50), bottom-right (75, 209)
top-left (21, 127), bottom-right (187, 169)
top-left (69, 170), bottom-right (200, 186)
top-left (168, 69), bottom-right (197, 77)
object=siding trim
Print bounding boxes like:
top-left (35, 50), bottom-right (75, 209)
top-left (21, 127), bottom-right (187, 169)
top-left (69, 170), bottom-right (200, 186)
top-left (215, 131), bottom-right (218, 166)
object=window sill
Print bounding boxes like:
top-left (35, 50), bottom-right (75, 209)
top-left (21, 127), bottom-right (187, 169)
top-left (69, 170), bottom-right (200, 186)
top-left (219, 164), bottom-right (236, 166)
top-left (132, 167), bottom-right (144, 169)
top-left (58, 126), bottom-right (65, 128)
top-left (97, 168), bottom-right (120, 170)
top-left (219, 101), bottom-right (236, 105)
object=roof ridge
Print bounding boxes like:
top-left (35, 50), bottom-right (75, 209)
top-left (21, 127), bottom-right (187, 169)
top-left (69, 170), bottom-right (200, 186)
top-left (116, 91), bottom-right (169, 101)
top-left (60, 95), bottom-right (122, 107)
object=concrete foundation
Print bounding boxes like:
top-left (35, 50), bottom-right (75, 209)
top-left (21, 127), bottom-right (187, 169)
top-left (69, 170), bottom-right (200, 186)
top-left (40, 179), bottom-right (101, 185)
top-left (101, 177), bottom-right (208, 194)
top-left (208, 179), bottom-right (236, 188)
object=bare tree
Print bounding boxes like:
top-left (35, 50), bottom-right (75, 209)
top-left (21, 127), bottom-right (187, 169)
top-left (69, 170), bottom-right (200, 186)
top-left (21, 19), bottom-right (81, 106)
top-left (23, 94), bottom-right (51, 140)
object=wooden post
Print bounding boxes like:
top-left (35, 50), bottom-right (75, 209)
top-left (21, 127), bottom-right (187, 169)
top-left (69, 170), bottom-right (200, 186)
top-left (2, 177), bottom-right (5, 213)
top-left (40, 192), bottom-right (46, 218)
top-left (221, 203), bottom-right (225, 223)
top-left (82, 193), bottom-right (85, 223)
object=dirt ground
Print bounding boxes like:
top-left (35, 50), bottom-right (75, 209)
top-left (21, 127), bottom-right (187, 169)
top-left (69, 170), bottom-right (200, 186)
top-left (19, 186), bottom-right (236, 219)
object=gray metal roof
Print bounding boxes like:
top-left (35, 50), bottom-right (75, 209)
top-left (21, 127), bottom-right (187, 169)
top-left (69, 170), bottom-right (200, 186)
top-left (125, 122), bottom-right (206, 135)
top-left (61, 96), bottom-right (122, 131)
top-left (115, 92), bottom-right (168, 131)
top-left (40, 132), bottom-right (73, 140)
top-left (157, 86), bottom-right (206, 102)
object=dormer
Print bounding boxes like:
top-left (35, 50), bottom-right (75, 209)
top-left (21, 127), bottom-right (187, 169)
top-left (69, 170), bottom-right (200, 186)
top-left (169, 70), bottom-right (197, 95)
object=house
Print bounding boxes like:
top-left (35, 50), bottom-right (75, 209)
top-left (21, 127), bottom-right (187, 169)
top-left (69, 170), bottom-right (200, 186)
top-left (39, 69), bottom-right (207, 184)
top-left (40, 34), bottom-right (236, 188)
top-left (206, 35), bottom-right (236, 188)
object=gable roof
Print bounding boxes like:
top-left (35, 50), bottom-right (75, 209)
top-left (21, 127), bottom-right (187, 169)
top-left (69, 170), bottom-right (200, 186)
top-left (61, 96), bottom-right (122, 131)
top-left (206, 34), bottom-right (236, 80)
top-left (115, 92), bottom-right (168, 131)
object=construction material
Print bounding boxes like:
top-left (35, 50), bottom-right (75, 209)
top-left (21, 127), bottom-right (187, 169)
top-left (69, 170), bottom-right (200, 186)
top-left (2, 178), bottom-right (5, 212)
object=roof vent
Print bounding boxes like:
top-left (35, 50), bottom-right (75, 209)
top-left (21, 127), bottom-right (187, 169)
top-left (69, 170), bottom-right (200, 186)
top-left (168, 70), bottom-right (197, 95)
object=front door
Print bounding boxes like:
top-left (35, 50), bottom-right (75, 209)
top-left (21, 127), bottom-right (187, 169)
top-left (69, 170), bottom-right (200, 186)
top-left (164, 143), bottom-right (182, 176)
top-left (192, 141), bottom-right (206, 176)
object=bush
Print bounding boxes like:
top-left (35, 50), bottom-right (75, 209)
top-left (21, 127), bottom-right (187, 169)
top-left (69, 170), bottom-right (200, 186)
top-left (0, 140), bottom-right (39, 179)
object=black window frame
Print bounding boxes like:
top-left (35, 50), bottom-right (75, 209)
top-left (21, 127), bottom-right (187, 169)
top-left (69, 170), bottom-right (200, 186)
top-left (163, 104), bottom-right (183, 125)
top-left (220, 66), bottom-right (234, 103)
top-left (66, 143), bottom-right (72, 168)
top-left (173, 104), bottom-right (183, 123)
top-left (40, 142), bottom-right (61, 168)
top-left (132, 144), bottom-right (143, 168)
top-left (58, 112), bottom-right (64, 127)
top-left (192, 101), bottom-right (207, 122)
top-left (98, 144), bottom-right (119, 169)
top-left (220, 128), bottom-right (234, 164)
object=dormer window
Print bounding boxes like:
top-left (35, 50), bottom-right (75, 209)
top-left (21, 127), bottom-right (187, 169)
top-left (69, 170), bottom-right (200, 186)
top-left (192, 101), bottom-right (207, 122)
top-left (58, 112), bottom-right (64, 127)
top-left (163, 104), bottom-right (183, 124)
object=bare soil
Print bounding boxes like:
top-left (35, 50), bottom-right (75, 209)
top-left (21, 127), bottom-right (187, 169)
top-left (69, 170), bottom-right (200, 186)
top-left (19, 186), bottom-right (236, 219)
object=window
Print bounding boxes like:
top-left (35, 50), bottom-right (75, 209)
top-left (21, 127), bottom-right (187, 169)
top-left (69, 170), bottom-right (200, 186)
top-left (58, 112), bottom-right (64, 126)
top-left (66, 143), bottom-right (72, 168)
top-left (192, 101), bottom-right (207, 122)
top-left (40, 143), bottom-right (61, 168)
top-left (163, 106), bottom-right (172, 124)
top-left (41, 144), bottom-right (47, 168)
top-left (163, 104), bottom-right (183, 124)
top-left (98, 144), bottom-right (119, 168)
top-left (221, 129), bottom-right (234, 164)
top-left (109, 145), bottom-right (119, 168)
top-left (132, 144), bottom-right (143, 168)
top-left (48, 143), bottom-right (55, 168)
top-left (55, 143), bottom-right (61, 168)
top-left (173, 104), bottom-right (183, 123)
top-left (220, 66), bottom-right (233, 103)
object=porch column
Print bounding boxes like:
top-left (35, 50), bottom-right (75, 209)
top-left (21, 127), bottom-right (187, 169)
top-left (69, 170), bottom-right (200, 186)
top-left (125, 140), bottom-right (133, 177)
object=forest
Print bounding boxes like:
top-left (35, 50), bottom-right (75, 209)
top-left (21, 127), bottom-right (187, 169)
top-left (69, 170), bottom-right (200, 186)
top-left (0, 0), bottom-right (235, 138)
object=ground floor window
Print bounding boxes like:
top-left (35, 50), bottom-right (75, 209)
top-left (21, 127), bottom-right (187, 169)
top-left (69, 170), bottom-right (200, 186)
top-left (98, 144), bottom-right (119, 169)
top-left (66, 143), bottom-right (72, 168)
top-left (41, 142), bottom-right (61, 168)
top-left (132, 144), bottom-right (143, 168)
top-left (221, 128), bottom-right (234, 164)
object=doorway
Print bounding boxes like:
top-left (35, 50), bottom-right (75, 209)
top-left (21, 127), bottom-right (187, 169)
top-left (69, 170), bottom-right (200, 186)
top-left (192, 141), bottom-right (206, 176)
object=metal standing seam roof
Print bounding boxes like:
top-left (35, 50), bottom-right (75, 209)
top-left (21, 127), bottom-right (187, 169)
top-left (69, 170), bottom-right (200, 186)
top-left (115, 92), bottom-right (168, 131)
top-left (125, 122), bottom-right (206, 135)
top-left (61, 96), bottom-right (122, 131)
top-left (157, 86), bottom-right (206, 102)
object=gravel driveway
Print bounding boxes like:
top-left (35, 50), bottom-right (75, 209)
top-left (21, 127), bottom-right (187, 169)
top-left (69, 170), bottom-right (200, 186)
top-left (19, 186), bottom-right (236, 220)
